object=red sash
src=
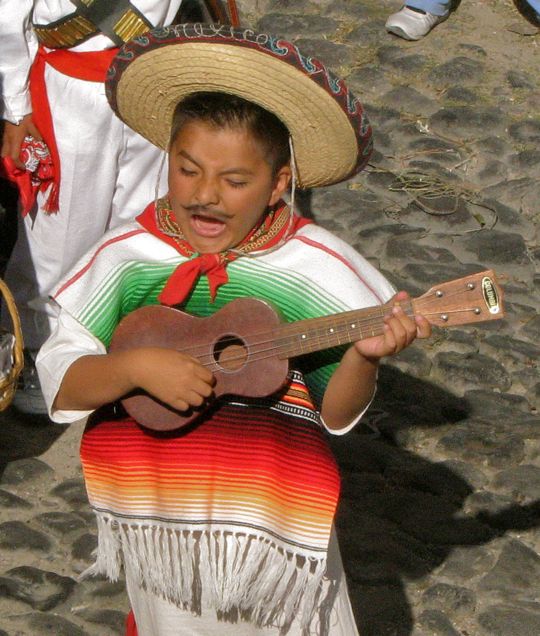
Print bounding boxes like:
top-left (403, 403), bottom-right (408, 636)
top-left (28, 46), bottom-right (119, 213)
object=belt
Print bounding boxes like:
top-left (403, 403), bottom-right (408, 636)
top-left (34, 5), bottom-right (152, 49)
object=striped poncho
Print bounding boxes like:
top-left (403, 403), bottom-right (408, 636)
top-left (38, 208), bottom-right (394, 633)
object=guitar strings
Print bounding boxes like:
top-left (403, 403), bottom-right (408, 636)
top-left (174, 306), bottom-right (398, 369)
top-left (153, 305), bottom-right (392, 365)
top-left (189, 300), bottom-right (484, 370)
top-left (195, 323), bottom-right (387, 369)
top-left (414, 285), bottom-right (481, 310)
top-left (151, 297), bottom-right (472, 368)
top-left (141, 287), bottom-right (482, 370)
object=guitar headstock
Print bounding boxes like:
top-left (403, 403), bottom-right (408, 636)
top-left (412, 270), bottom-right (505, 328)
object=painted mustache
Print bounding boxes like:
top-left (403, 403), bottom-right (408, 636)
top-left (185, 205), bottom-right (231, 220)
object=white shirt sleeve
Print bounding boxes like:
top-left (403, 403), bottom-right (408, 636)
top-left (0, 0), bottom-right (38, 123)
top-left (36, 308), bottom-right (106, 424)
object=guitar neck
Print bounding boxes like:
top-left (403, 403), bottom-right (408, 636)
top-left (275, 304), bottom-right (395, 358)
top-left (274, 270), bottom-right (505, 360)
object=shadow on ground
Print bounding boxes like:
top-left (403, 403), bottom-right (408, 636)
top-left (332, 365), bottom-right (540, 636)
top-left (0, 408), bottom-right (66, 476)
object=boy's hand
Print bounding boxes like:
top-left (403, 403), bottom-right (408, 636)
top-left (352, 291), bottom-right (431, 361)
top-left (128, 347), bottom-right (215, 413)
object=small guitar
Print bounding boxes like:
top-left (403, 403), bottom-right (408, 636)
top-left (109, 269), bottom-right (505, 431)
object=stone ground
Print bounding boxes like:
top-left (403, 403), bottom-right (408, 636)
top-left (0, 0), bottom-right (539, 634)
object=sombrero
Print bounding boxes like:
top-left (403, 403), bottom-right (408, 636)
top-left (106, 23), bottom-right (372, 189)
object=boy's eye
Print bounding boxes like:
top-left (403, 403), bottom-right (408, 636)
top-left (180, 167), bottom-right (197, 176)
top-left (227, 179), bottom-right (248, 188)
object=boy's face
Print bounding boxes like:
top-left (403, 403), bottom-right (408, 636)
top-left (168, 121), bottom-right (291, 254)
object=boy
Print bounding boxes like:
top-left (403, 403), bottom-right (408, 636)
top-left (37, 24), bottom-right (430, 635)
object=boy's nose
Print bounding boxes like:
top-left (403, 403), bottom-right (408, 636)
top-left (193, 176), bottom-right (220, 206)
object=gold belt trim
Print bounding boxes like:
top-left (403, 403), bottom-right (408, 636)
top-left (34, 9), bottom-right (151, 49)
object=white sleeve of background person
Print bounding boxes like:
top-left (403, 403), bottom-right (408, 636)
top-left (0, 0), bottom-right (37, 122)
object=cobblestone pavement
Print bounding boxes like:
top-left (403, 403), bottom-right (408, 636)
top-left (1, 1), bottom-right (539, 634)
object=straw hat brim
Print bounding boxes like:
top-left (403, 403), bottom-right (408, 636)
top-left (107, 26), bottom-right (372, 188)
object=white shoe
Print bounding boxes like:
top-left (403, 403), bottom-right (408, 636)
top-left (385, 6), bottom-right (449, 40)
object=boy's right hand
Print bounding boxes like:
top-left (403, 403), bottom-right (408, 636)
top-left (127, 347), bottom-right (215, 413)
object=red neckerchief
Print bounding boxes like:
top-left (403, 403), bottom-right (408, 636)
top-left (136, 196), bottom-right (312, 306)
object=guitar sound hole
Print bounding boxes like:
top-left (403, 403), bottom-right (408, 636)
top-left (213, 335), bottom-right (248, 372)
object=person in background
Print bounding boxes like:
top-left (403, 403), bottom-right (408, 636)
top-left (0, 1), bottom-right (184, 414)
top-left (386, 0), bottom-right (540, 40)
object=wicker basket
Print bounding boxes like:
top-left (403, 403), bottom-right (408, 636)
top-left (0, 277), bottom-right (24, 412)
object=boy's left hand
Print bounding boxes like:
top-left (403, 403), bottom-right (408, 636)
top-left (352, 291), bottom-right (431, 361)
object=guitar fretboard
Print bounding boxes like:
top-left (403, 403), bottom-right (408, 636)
top-left (274, 301), bottom-right (415, 359)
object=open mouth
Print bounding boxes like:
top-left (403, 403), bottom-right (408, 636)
top-left (191, 213), bottom-right (227, 238)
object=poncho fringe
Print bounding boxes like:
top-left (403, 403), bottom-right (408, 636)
top-left (82, 513), bottom-right (327, 632)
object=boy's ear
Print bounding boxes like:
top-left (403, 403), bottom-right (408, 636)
top-left (269, 165), bottom-right (292, 206)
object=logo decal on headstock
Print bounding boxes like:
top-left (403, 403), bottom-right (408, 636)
top-left (482, 276), bottom-right (501, 314)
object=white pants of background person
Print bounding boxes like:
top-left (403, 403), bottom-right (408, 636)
top-left (407, 0), bottom-right (540, 15)
top-left (386, 0), bottom-right (539, 41)
top-left (4, 64), bottom-right (167, 350)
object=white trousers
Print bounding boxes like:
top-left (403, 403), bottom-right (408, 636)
top-left (3, 63), bottom-right (167, 349)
